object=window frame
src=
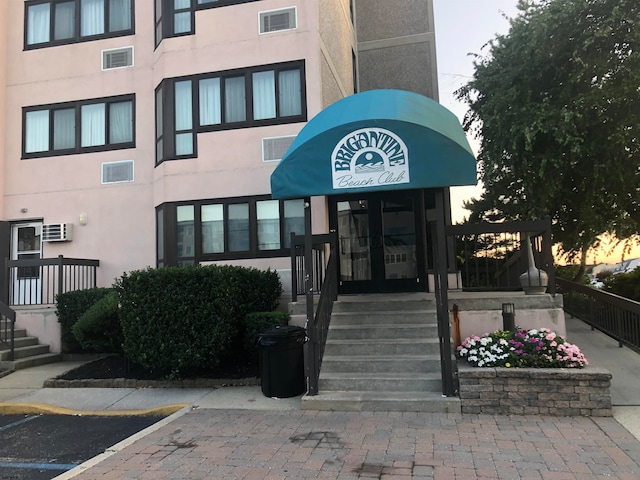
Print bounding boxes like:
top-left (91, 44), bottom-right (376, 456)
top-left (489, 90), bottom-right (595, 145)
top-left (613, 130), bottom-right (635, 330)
top-left (22, 94), bottom-right (136, 159)
top-left (155, 0), bottom-right (261, 46)
top-left (155, 60), bottom-right (306, 165)
top-left (24, 0), bottom-right (135, 50)
top-left (156, 195), bottom-right (307, 266)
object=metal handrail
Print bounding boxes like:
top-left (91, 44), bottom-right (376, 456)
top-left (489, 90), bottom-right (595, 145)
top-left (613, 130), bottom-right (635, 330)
top-left (0, 301), bottom-right (15, 361)
top-left (558, 278), bottom-right (640, 353)
top-left (306, 237), bottom-right (338, 396)
top-left (290, 233), bottom-right (334, 302)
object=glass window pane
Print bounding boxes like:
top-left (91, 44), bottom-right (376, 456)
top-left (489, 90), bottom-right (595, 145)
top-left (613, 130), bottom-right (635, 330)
top-left (81, 0), bottom-right (105, 36)
top-left (109, 101), bottom-right (133, 144)
top-left (252, 71), bottom-right (276, 120)
top-left (176, 133), bottom-right (193, 155)
top-left (283, 199), bottom-right (305, 248)
top-left (175, 0), bottom-right (190, 8)
top-left (54, 2), bottom-right (76, 40)
top-left (175, 80), bottom-right (193, 130)
top-left (109, 0), bottom-right (132, 31)
top-left (27, 4), bottom-right (51, 45)
top-left (157, 209), bottom-right (164, 263)
top-left (25, 110), bottom-right (50, 153)
top-left (53, 109), bottom-right (76, 150)
top-left (199, 78), bottom-right (221, 125)
top-left (174, 12), bottom-right (191, 34)
top-left (279, 69), bottom-right (302, 117)
top-left (81, 103), bottom-right (106, 147)
top-left (202, 204), bottom-right (224, 254)
top-left (257, 200), bottom-right (280, 250)
top-left (224, 76), bottom-right (246, 123)
top-left (177, 205), bottom-right (195, 258)
top-left (228, 203), bottom-right (249, 252)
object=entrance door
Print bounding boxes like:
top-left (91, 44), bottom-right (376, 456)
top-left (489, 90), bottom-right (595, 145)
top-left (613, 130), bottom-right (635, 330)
top-left (330, 192), bottom-right (421, 293)
top-left (11, 222), bottom-right (42, 305)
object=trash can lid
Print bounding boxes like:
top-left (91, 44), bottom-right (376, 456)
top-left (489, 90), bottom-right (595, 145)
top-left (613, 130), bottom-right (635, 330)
top-left (259, 325), bottom-right (306, 338)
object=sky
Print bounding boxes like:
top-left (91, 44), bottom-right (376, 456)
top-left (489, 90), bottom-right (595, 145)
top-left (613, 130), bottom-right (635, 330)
top-left (432, 0), bottom-right (521, 223)
top-left (431, 1), bottom-right (637, 264)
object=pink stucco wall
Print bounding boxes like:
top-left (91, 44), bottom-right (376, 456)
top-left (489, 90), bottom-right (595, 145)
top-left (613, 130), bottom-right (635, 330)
top-left (2, 0), bottom-right (337, 287)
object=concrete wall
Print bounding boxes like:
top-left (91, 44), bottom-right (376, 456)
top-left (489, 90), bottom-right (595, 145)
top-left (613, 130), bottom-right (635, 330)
top-left (0, 0), bottom-right (7, 216)
top-left (449, 293), bottom-right (567, 341)
top-left (15, 307), bottom-right (61, 353)
top-left (355, 0), bottom-right (438, 99)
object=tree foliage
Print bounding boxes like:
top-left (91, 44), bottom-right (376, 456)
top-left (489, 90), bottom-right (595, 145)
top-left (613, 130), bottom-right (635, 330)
top-left (457, 0), bottom-right (640, 273)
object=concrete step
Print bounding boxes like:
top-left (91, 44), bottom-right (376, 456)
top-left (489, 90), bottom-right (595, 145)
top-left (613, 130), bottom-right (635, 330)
top-left (318, 372), bottom-right (442, 392)
top-left (329, 311), bottom-right (437, 325)
top-left (0, 328), bottom-right (28, 340)
top-left (321, 354), bottom-right (441, 374)
top-left (0, 343), bottom-right (51, 361)
top-left (332, 296), bottom-right (436, 313)
top-left (301, 390), bottom-right (460, 413)
top-left (0, 336), bottom-right (40, 350)
top-left (324, 338), bottom-right (441, 356)
top-left (0, 352), bottom-right (62, 371)
top-left (327, 324), bottom-right (437, 340)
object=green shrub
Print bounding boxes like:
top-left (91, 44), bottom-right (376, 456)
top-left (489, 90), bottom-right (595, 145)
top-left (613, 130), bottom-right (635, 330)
top-left (555, 265), bottom-right (589, 284)
top-left (116, 264), bottom-right (282, 377)
top-left (71, 291), bottom-right (123, 353)
top-left (244, 311), bottom-right (290, 357)
top-left (603, 269), bottom-right (640, 301)
top-left (56, 287), bottom-right (114, 353)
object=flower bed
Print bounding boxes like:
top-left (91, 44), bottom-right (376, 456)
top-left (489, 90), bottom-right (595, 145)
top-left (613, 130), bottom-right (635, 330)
top-left (455, 327), bottom-right (611, 416)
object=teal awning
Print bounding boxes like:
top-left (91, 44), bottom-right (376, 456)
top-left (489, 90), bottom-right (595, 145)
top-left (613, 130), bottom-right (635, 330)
top-left (270, 89), bottom-right (477, 199)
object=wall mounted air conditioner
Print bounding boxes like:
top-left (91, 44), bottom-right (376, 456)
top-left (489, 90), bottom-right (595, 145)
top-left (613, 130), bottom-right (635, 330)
top-left (42, 223), bottom-right (73, 242)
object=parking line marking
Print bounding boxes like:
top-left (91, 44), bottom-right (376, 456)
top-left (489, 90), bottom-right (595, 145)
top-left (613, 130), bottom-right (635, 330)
top-left (0, 415), bottom-right (40, 432)
top-left (0, 461), bottom-right (78, 471)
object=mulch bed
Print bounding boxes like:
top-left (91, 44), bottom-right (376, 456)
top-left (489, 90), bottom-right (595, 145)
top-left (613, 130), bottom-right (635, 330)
top-left (54, 354), bottom-right (259, 384)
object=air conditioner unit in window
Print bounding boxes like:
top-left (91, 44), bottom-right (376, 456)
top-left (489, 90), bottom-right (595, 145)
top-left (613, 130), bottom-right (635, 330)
top-left (42, 223), bottom-right (73, 242)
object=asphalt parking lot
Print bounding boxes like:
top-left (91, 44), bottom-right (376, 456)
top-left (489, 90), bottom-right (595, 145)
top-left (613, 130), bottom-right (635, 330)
top-left (0, 414), bottom-right (163, 480)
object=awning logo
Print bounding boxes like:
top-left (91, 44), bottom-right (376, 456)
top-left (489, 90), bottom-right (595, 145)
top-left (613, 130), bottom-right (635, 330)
top-left (331, 127), bottom-right (410, 190)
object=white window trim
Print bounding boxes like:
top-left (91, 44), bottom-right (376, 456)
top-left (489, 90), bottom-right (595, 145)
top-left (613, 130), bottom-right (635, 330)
top-left (101, 160), bottom-right (135, 184)
top-left (258, 6), bottom-right (297, 35)
top-left (101, 46), bottom-right (135, 71)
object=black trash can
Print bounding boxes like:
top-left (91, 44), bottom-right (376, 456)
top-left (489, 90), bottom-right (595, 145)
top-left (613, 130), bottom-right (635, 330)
top-left (257, 325), bottom-right (306, 398)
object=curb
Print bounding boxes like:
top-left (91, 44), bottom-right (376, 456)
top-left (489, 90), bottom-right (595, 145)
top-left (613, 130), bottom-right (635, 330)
top-left (0, 402), bottom-right (190, 417)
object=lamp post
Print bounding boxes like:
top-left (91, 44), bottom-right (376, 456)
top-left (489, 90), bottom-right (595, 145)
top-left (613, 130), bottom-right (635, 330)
top-left (502, 303), bottom-right (515, 332)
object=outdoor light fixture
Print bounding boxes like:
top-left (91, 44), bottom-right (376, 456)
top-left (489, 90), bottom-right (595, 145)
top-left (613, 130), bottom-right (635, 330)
top-left (79, 213), bottom-right (88, 226)
top-left (502, 303), bottom-right (515, 332)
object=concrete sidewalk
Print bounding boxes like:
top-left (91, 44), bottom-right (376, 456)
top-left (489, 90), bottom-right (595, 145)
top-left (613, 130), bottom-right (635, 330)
top-left (0, 316), bottom-right (637, 478)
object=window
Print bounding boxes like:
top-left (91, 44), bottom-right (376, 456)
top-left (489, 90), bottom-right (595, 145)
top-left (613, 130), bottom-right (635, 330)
top-left (157, 196), bottom-right (306, 265)
top-left (156, 60), bottom-right (306, 164)
top-left (25, 0), bottom-right (134, 49)
top-left (23, 95), bottom-right (135, 158)
top-left (155, 0), bottom-right (260, 45)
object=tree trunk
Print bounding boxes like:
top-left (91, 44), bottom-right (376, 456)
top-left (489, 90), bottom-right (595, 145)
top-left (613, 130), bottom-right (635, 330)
top-left (571, 246), bottom-right (588, 281)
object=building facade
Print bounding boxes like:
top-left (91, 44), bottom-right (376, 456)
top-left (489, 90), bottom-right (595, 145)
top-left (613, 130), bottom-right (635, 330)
top-left (0, 0), bottom-right (440, 301)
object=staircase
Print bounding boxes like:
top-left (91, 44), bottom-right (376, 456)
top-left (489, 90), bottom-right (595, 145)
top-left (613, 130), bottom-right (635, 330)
top-left (0, 321), bottom-right (61, 373)
top-left (301, 293), bottom-right (461, 412)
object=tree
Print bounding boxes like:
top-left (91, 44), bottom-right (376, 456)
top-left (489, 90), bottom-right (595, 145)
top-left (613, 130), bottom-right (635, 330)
top-left (457, 0), bottom-right (640, 278)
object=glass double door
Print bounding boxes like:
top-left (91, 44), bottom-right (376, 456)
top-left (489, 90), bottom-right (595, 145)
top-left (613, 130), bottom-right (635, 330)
top-left (330, 191), bottom-right (421, 294)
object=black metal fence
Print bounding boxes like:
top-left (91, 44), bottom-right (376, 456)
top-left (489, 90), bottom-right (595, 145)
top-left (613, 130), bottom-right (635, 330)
top-left (445, 218), bottom-right (555, 294)
top-left (558, 278), bottom-right (640, 354)
top-left (5, 255), bottom-right (100, 306)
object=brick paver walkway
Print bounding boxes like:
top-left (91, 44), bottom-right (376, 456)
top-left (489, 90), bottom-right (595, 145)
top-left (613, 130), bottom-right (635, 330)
top-left (70, 409), bottom-right (640, 479)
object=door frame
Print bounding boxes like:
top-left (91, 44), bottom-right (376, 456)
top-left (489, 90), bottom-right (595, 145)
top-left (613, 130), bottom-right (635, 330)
top-left (329, 190), bottom-right (429, 294)
top-left (11, 221), bottom-right (43, 305)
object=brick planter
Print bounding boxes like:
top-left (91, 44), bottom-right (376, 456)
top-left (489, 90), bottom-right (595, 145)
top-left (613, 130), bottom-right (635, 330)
top-left (457, 362), bottom-right (612, 416)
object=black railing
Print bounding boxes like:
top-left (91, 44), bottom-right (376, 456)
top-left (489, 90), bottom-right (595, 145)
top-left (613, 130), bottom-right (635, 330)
top-left (306, 238), bottom-right (338, 396)
top-left (0, 301), bottom-right (16, 361)
top-left (290, 233), bottom-right (334, 302)
top-left (558, 278), bottom-right (640, 354)
top-left (5, 255), bottom-right (100, 306)
top-left (445, 218), bottom-right (555, 294)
